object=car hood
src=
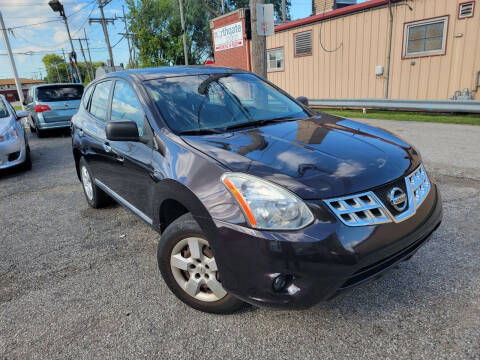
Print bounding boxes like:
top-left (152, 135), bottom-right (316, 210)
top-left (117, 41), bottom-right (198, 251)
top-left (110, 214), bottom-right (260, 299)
top-left (182, 113), bottom-right (421, 199)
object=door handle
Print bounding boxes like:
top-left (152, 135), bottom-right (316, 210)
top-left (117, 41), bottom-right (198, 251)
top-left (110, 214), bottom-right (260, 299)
top-left (103, 143), bottom-right (112, 152)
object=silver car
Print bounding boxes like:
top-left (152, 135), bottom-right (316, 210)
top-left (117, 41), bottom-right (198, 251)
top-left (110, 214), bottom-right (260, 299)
top-left (24, 83), bottom-right (83, 137)
top-left (0, 95), bottom-right (31, 171)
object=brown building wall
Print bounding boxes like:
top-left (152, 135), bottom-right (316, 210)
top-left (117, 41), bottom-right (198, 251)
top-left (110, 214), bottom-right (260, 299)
top-left (267, 0), bottom-right (480, 100)
top-left (313, 0), bottom-right (335, 14)
top-left (211, 10), bottom-right (251, 71)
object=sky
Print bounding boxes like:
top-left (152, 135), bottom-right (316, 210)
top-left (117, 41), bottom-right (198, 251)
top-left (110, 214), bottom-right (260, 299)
top-left (0, 0), bottom-right (366, 80)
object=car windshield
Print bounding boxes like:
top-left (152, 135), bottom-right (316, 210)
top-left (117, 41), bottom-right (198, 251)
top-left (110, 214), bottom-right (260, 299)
top-left (37, 85), bottom-right (84, 102)
top-left (145, 73), bottom-right (309, 133)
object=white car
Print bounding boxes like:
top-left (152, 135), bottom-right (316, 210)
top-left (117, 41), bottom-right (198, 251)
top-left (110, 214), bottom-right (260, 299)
top-left (0, 95), bottom-right (31, 171)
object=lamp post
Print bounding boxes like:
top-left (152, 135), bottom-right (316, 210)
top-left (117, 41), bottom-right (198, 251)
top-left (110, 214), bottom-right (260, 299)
top-left (48, 0), bottom-right (82, 83)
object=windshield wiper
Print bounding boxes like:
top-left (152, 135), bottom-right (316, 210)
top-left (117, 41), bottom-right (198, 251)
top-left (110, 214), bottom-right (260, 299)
top-left (223, 116), bottom-right (302, 131)
top-left (178, 128), bottom-right (223, 136)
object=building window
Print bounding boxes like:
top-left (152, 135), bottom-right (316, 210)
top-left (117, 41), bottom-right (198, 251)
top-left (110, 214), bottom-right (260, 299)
top-left (267, 48), bottom-right (284, 72)
top-left (403, 16), bottom-right (448, 58)
top-left (459, 2), bottom-right (474, 19)
top-left (294, 31), bottom-right (312, 57)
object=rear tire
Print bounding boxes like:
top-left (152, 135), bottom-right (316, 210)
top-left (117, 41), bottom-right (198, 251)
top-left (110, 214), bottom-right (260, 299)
top-left (79, 157), bottom-right (110, 208)
top-left (157, 213), bottom-right (247, 314)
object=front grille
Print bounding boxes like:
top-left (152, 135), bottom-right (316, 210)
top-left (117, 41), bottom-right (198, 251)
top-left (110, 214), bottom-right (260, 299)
top-left (324, 164), bottom-right (431, 226)
top-left (408, 165), bottom-right (431, 208)
top-left (324, 192), bottom-right (391, 226)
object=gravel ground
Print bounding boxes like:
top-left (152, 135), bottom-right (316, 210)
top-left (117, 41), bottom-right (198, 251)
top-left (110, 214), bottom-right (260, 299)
top-left (0, 120), bottom-right (479, 360)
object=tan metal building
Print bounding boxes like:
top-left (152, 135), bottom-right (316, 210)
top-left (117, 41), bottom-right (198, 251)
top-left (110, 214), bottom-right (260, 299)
top-left (266, 0), bottom-right (480, 100)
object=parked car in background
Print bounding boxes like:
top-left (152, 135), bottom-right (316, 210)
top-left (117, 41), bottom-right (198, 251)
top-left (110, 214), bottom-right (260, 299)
top-left (0, 95), bottom-right (31, 171)
top-left (71, 67), bottom-right (442, 314)
top-left (24, 83), bottom-right (84, 137)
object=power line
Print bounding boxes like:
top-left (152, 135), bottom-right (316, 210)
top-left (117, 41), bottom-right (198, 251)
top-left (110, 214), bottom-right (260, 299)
top-left (0, 0), bottom-right (96, 30)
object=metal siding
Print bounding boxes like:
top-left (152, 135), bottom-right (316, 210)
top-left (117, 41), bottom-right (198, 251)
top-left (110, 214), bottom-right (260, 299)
top-left (267, 0), bottom-right (480, 100)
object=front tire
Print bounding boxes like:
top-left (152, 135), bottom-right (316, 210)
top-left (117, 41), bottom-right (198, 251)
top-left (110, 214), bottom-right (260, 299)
top-left (79, 157), bottom-right (110, 208)
top-left (21, 146), bottom-right (32, 171)
top-left (158, 213), bottom-right (246, 314)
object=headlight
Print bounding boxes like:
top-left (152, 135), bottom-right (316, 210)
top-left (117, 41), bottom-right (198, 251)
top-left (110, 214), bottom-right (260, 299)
top-left (221, 173), bottom-right (314, 230)
top-left (0, 126), bottom-right (18, 142)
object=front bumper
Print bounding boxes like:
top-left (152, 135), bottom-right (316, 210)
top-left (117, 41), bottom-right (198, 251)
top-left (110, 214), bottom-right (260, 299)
top-left (0, 136), bottom-right (27, 170)
top-left (211, 183), bottom-right (442, 309)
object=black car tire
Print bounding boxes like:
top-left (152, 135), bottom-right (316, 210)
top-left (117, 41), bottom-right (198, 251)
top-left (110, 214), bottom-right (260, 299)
top-left (22, 146), bottom-right (32, 171)
top-left (157, 213), bottom-right (247, 314)
top-left (37, 129), bottom-right (45, 138)
top-left (79, 157), bottom-right (110, 208)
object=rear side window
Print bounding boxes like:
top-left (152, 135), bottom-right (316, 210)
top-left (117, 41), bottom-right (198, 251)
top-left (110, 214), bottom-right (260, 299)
top-left (36, 85), bottom-right (84, 102)
top-left (110, 81), bottom-right (145, 136)
top-left (82, 85), bottom-right (94, 109)
top-left (89, 81), bottom-right (112, 121)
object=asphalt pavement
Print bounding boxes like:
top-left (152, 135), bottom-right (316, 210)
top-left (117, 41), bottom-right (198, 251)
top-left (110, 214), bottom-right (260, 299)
top-left (0, 120), bottom-right (479, 359)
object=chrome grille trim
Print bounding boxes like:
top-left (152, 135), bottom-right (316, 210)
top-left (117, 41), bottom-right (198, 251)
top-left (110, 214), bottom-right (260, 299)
top-left (324, 191), bottom-right (391, 226)
top-left (408, 164), bottom-right (431, 209)
top-left (324, 164), bottom-right (432, 226)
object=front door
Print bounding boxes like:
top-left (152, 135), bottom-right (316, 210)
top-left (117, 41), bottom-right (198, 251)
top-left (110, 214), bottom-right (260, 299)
top-left (105, 80), bottom-right (154, 219)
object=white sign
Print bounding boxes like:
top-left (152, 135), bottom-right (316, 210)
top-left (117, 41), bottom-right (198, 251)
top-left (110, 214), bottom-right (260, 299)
top-left (256, 3), bottom-right (274, 36)
top-left (213, 22), bottom-right (244, 52)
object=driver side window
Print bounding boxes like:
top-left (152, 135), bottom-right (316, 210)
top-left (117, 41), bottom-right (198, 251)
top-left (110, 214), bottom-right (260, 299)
top-left (110, 81), bottom-right (145, 136)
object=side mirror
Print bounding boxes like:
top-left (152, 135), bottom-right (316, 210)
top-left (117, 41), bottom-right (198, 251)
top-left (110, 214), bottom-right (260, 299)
top-left (15, 110), bottom-right (28, 119)
top-left (106, 120), bottom-right (139, 142)
top-left (296, 96), bottom-right (309, 107)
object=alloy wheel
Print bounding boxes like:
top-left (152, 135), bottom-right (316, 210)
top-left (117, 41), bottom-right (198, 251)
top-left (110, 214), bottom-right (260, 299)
top-left (170, 237), bottom-right (227, 302)
top-left (81, 165), bottom-right (94, 201)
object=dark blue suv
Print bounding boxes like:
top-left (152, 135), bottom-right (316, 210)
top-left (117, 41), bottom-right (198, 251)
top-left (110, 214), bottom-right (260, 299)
top-left (71, 66), bottom-right (442, 314)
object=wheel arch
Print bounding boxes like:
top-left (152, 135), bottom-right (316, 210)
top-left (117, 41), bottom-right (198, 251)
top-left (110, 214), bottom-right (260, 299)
top-left (153, 179), bottom-right (219, 240)
top-left (72, 147), bottom-right (82, 181)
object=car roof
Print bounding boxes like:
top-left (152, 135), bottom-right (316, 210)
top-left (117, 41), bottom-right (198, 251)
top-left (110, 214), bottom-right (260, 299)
top-left (102, 65), bottom-right (249, 82)
top-left (33, 83), bottom-right (83, 88)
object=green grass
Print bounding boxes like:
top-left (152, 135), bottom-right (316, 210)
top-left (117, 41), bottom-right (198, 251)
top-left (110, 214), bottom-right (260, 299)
top-left (313, 108), bottom-right (480, 125)
top-left (13, 105), bottom-right (23, 111)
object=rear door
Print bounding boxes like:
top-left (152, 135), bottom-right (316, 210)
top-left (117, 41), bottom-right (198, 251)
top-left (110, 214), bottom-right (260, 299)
top-left (81, 80), bottom-right (113, 181)
top-left (35, 85), bottom-right (83, 123)
top-left (105, 79), bottom-right (154, 218)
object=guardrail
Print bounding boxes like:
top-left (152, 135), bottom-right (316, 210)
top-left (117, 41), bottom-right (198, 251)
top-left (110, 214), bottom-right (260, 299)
top-left (309, 98), bottom-right (480, 114)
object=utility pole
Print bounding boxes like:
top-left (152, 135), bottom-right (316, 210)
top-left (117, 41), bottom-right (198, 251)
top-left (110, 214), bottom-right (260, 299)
top-left (49, 0), bottom-right (82, 83)
top-left (83, 28), bottom-right (95, 79)
top-left (62, 48), bottom-right (73, 82)
top-left (90, 0), bottom-right (115, 67)
top-left (178, 0), bottom-right (188, 65)
top-left (0, 11), bottom-right (25, 109)
top-left (122, 5), bottom-right (133, 68)
top-left (53, 63), bottom-right (62, 82)
top-left (282, 0), bottom-right (286, 22)
top-left (249, 0), bottom-right (267, 78)
top-left (117, 6), bottom-right (135, 68)
top-left (74, 38), bottom-right (93, 81)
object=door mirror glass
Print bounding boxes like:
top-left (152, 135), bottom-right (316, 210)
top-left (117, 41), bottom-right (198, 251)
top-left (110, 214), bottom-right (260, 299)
top-left (106, 120), bottom-right (139, 142)
top-left (296, 96), bottom-right (309, 107)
